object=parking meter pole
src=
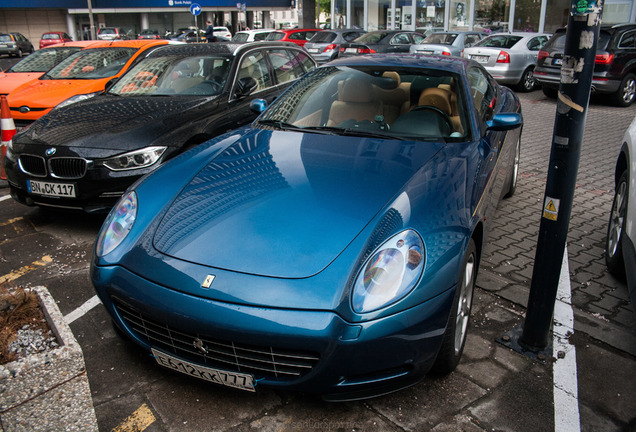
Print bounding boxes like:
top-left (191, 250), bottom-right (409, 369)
top-left (519, 0), bottom-right (604, 350)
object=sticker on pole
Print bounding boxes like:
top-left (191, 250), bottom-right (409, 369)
top-left (543, 197), bottom-right (560, 221)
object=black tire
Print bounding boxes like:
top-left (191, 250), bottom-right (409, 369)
top-left (542, 86), bottom-right (558, 99)
top-left (606, 171), bottom-right (628, 278)
top-left (16, 49), bottom-right (22, 58)
top-left (517, 67), bottom-right (536, 92)
top-left (612, 73), bottom-right (636, 107)
top-left (431, 238), bottom-right (477, 374)
top-left (504, 135), bottom-right (521, 198)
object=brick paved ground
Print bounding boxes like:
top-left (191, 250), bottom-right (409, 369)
top-left (479, 91), bottom-right (636, 330)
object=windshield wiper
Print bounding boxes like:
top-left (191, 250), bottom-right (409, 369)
top-left (338, 127), bottom-right (409, 140)
top-left (257, 119), bottom-right (297, 129)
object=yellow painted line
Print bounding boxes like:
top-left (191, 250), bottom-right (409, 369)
top-left (0, 255), bottom-right (52, 285)
top-left (112, 404), bottom-right (156, 432)
top-left (0, 217), bottom-right (23, 227)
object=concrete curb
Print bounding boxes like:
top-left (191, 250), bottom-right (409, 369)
top-left (0, 286), bottom-right (98, 431)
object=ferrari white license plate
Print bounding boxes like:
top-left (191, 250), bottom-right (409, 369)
top-left (151, 348), bottom-right (256, 392)
top-left (27, 180), bottom-right (76, 197)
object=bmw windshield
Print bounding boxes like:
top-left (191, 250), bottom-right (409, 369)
top-left (109, 55), bottom-right (231, 96)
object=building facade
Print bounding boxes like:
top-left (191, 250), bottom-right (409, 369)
top-left (0, 0), bottom-right (634, 48)
top-left (331, 0), bottom-right (636, 34)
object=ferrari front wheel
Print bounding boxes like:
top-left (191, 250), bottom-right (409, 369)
top-left (431, 238), bottom-right (477, 374)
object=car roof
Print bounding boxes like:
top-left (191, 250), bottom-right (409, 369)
top-left (145, 41), bottom-right (300, 58)
top-left (328, 53), bottom-right (469, 73)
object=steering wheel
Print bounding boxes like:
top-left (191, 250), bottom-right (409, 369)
top-left (200, 80), bottom-right (223, 94)
top-left (410, 105), bottom-right (453, 135)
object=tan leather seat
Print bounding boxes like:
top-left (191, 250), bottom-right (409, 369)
top-left (327, 79), bottom-right (381, 126)
top-left (416, 87), bottom-right (463, 134)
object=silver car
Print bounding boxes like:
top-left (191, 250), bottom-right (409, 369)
top-left (462, 32), bottom-right (550, 92)
top-left (606, 116), bottom-right (636, 317)
top-left (410, 31), bottom-right (487, 57)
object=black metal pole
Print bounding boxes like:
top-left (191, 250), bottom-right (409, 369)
top-left (520, 0), bottom-right (604, 350)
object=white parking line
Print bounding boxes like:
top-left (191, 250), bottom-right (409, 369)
top-left (64, 294), bottom-right (102, 324)
top-left (553, 247), bottom-right (581, 432)
top-left (0, 194), bottom-right (11, 202)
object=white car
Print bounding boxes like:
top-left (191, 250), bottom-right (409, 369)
top-left (231, 29), bottom-right (274, 43)
top-left (606, 116), bottom-right (636, 315)
top-left (462, 32), bottom-right (551, 92)
top-left (213, 26), bottom-right (232, 39)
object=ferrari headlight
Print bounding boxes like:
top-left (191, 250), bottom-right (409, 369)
top-left (352, 230), bottom-right (425, 313)
top-left (56, 92), bottom-right (101, 109)
top-left (102, 146), bottom-right (166, 171)
top-left (95, 191), bottom-right (137, 257)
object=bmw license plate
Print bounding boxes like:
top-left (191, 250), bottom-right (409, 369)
top-left (471, 55), bottom-right (488, 63)
top-left (151, 348), bottom-right (256, 392)
top-left (27, 180), bottom-right (76, 197)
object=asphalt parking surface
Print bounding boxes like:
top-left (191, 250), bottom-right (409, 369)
top-left (0, 89), bottom-right (635, 431)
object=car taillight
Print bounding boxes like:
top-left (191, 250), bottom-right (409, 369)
top-left (323, 44), bottom-right (337, 52)
top-left (537, 50), bottom-right (549, 61)
top-left (442, 51), bottom-right (451, 56)
top-left (496, 51), bottom-right (510, 63)
top-left (595, 53), bottom-right (614, 65)
top-left (359, 48), bottom-right (376, 54)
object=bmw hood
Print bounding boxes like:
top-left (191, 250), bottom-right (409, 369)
top-left (152, 129), bottom-right (443, 278)
top-left (19, 95), bottom-right (211, 151)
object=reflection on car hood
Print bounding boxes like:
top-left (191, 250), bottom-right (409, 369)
top-left (153, 128), bottom-right (442, 278)
top-left (18, 95), bottom-right (211, 151)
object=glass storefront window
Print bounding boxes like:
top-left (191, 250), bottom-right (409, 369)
top-left (352, 0), bottom-right (365, 29)
top-left (368, 0), bottom-right (393, 30)
top-left (334, 0), bottom-right (347, 28)
top-left (449, 0), bottom-right (470, 30)
top-left (512, 0), bottom-right (540, 32)
top-left (474, 0), bottom-right (510, 33)
top-left (415, 0), bottom-right (445, 33)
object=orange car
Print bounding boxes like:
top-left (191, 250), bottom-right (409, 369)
top-left (8, 40), bottom-right (171, 127)
top-left (0, 41), bottom-right (105, 97)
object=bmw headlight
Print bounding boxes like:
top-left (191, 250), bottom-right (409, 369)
top-left (352, 230), bottom-right (425, 313)
top-left (102, 146), bottom-right (166, 171)
top-left (56, 92), bottom-right (101, 109)
top-left (95, 191), bottom-right (137, 257)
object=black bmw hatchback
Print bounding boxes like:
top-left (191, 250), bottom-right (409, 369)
top-left (4, 42), bottom-right (316, 212)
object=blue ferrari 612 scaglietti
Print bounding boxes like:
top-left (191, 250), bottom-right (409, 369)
top-left (91, 54), bottom-right (523, 401)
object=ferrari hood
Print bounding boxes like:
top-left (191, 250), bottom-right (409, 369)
top-left (18, 95), bottom-right (210, 151)
top-left (153, 129), bottom-right (442, 278)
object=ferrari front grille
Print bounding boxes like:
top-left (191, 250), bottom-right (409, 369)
top-left (114, 301), bottom-right (320, 380)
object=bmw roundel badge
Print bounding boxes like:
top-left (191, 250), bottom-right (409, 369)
top-left (45, 148), bottom-right (57, 156)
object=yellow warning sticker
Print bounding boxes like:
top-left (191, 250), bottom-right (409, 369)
top-left (543, 197), bottom-right (560, 221)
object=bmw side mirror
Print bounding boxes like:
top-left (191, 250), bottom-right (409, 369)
top-left (236, 77), bottom-right (258, 98)
top-left (250, 98), bottom-right (267, 113)
top-left (486, 113), bottom-right (522, 131)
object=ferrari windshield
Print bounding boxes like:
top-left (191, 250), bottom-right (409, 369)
top-left (258, 65), bottom-right (468, 141)
top-left (109, 55), bottom-right (231, 96)
top-left (43, 47), bottom-right (136, 79)
top-left (7, 47), bottom-right (82, 73)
